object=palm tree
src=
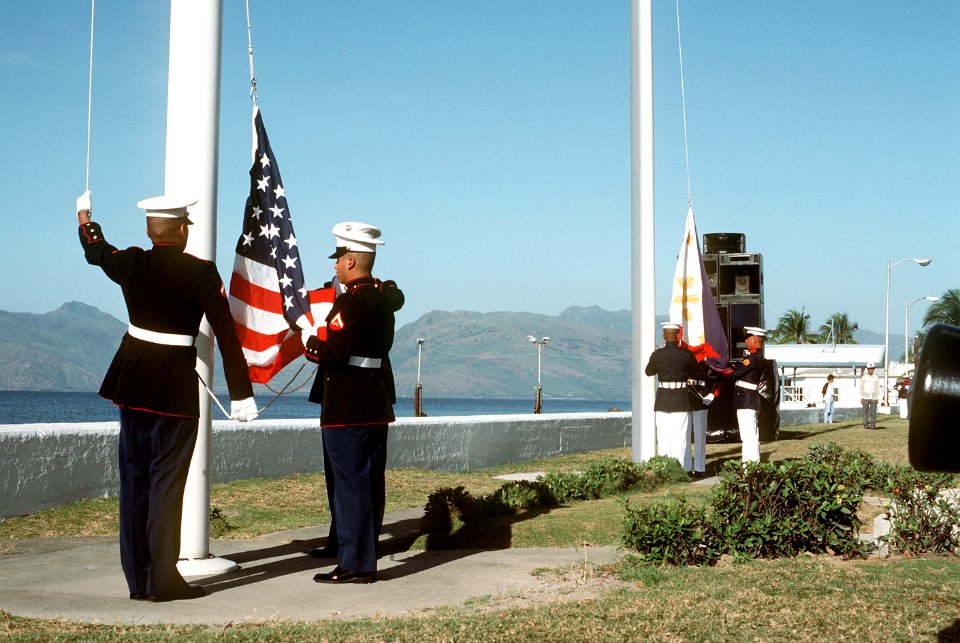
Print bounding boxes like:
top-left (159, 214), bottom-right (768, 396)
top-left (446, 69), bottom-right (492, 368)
top-left (922, 289), bottom-right (960, 328)
top-left (819, 312), bottom-right (859, 344)
top-left (772, 308), bottom-right (816, 344)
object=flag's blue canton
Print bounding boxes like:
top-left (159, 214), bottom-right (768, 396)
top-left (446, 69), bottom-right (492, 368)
top-left (236, 110), bottom-right (309, 325)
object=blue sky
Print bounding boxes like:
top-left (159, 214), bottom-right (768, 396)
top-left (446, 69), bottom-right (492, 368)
top-left (6, 1), bottom-right (958, 341)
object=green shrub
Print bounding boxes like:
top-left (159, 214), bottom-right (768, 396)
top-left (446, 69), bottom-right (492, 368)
top-left (539, 471), bottom-right (583, 503)
top-left (423, 457), bottom-right (688, 539)
top-left (881, 470), bottom-right (960, 556)
top-left (571, 456), bottom-right (687, 500)
top-left (623, 446), bottom-right (873, 565)
top-left (710, 458), bottom-right (867, 559)
top-left (622, 496), bottom-right (719, 566)
top-left (622, 443), bottom-right (960, 566)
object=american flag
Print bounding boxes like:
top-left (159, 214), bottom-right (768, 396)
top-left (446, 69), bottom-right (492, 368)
top-left (668, 206), bottom-right (728, 368)
top-left (229, 106), bottom-right (333, 384)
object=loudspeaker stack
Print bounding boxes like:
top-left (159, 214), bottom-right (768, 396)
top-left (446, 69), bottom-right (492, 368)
top-left (703, 233), bottom-right (763, 362)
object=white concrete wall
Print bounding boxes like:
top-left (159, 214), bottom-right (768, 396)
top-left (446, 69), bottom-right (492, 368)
top-left (0, 413), bottom-right (631, 520)
top-left (1, 409), bottom-right (877, 520)
top-left (777, 407), bottom-right (866, 426)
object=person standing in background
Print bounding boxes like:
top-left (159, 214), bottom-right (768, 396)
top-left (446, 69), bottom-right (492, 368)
top-left (822, 374), bottom-right (837, 424)
top-left (860, 363), bottom-right (881, 429)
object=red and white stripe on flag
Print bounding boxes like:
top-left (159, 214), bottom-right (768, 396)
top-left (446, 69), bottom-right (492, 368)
top-left (229, 255), bottom-right (334, 384)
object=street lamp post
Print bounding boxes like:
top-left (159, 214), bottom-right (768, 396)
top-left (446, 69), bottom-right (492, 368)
top-left (884, 257), bottom-right (932, 405)
top-left (905, 296), bottom-right (938, 364)
top-left (527, 336), bottom-right (550, 414)
top-left (414, 338), bottom-right (425, 417)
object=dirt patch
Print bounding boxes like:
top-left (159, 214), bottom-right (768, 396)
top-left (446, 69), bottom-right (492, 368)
top-left (468, 564), bottom-right (633, 612)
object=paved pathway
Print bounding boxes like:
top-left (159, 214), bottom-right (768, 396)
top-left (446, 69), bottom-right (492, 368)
top-left (0, 508), bottom-right (618, 625)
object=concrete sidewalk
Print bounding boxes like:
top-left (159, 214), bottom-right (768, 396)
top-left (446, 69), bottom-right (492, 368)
top-left (0, 508), bottom-right (619, 626)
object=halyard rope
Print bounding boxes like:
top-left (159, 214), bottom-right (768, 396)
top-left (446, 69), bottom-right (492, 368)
top-left (85, 0), bottom-right (95, 192)
top-left (675, 0), bottom-right (694, 209)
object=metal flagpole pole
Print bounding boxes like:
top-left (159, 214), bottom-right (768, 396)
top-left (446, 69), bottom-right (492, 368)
top-left (163, 0), bottom-right (236, 576)
top-left (630, 0), bottom-right (656, 462)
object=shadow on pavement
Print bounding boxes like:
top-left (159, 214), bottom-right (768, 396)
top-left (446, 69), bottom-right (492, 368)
top-left (197, 501), bottom-right (552, 592)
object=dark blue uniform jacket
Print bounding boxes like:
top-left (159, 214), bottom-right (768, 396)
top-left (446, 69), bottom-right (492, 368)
top-left (79, 220), bottom-right (253, 417)
top-left (306, 276), bottom-right (404, 427)
top-left (645, 343), bottom-right (698, 412)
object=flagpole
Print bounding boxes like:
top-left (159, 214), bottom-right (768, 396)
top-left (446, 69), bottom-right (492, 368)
top-left (163, 0), bottom-right (236, 576)
top-left (630, 0), bottom-right (657, 462)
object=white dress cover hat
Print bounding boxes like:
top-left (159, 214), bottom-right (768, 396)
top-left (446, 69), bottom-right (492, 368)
top-left (329, 221), bottom-right (384, 258)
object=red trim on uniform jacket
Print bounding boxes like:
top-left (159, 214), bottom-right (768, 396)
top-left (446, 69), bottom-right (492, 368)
top-left (108, 399), bottom-right (198, 419)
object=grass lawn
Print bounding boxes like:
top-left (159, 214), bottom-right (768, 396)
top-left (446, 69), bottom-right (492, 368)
top-left (3, 413), bottom-right (959, 640)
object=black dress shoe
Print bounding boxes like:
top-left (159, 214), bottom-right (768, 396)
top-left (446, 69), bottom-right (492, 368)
top-left (308, 546), bottom-right (339, 559)
top-left (147, 583), bottom-right (207, 602)
top-left (129, 592), bottom-right (148, 601)
top-left (313, 567), bottom-right (376, 584)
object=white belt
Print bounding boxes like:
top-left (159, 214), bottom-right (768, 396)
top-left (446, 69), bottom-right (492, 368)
top-left (736, 381), bottom-right (758, 391)
top-left (348, 355), bottom-right (382, 369)
top-left (127, 323), bottom-right (195, 347)
top-left (688, 379), bottom-right (706, 386)
top-left (658, 381), bottom-right (686, 390)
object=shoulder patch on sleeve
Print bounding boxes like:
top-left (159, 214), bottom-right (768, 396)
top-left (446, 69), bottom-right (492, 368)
top-left (328, 311), bottom-right (344, 331)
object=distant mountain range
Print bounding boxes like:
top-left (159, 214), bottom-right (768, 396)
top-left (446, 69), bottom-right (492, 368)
top-left (0, 302), bottom-right (125, 391)
top-left (391, 306), bottom-right (634, 399)
top-left (0, 302), bottom-right (897, 397)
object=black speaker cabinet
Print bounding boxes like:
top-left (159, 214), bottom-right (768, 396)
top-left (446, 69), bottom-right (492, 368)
top-left (702, 233), bottom-right (765, 365)
top-left (718, 253), bottom-right (762, 300)
top-left (703, 254), bottom-right (719, 299)
top-left (727, 302), bottom-right (764, 361)
top-left (703, 233), bottom-right (746, 254)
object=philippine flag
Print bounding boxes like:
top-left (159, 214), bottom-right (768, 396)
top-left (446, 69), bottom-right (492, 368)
top-left (668, 206), bottom-right (728, 367)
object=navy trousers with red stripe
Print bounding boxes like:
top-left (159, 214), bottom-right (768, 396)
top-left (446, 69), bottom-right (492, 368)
top-left (118, 408), bottom-right (198, 596)
top-left (321, 424), bottom-right (388, 573)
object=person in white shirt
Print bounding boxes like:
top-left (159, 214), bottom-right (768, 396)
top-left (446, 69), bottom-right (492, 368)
top-left (860, 363), bottom-right (881, 429)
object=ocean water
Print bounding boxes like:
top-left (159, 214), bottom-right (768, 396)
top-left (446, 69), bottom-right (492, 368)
top-left (0, 390), bottom-right (630, 425)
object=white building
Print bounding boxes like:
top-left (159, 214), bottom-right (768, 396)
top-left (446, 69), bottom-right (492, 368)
top-left (764, 344), bottom-right (892, 410)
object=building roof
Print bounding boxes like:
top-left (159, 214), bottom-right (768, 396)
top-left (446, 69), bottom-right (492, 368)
top-left (764, 344), bottom-right (885, 368)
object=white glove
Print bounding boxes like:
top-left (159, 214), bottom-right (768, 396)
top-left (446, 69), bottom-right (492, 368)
top-left (76, 190), bottom-right (92, 213)
top-left (231, 397), bottom-right (259, 422)
top-left (702, 393), bottom-right (715, 407)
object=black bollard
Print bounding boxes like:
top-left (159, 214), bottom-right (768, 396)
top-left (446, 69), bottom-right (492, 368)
top-left (908, 323), bottom-right (960, 472)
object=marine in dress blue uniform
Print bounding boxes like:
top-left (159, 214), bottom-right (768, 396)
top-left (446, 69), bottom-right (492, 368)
top-left (725, 326), bottom-right (768, 462)
top-left (645, 323), bottom-right (698, 470)
top-left (304, 222), bottom-right (404, 584)
top-left (76, 192), bottom-right (256, 602)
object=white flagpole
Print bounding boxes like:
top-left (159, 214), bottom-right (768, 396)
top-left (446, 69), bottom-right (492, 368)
top-left (630, 0), bottom-right (657, 462)
top-left (163, 0), bottom-right (236, 576)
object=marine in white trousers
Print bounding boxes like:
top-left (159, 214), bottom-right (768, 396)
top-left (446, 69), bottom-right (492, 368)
top-left (736, 408), bottom-right (760, 462)
top-left (656, 411), bottom-right (692, 470)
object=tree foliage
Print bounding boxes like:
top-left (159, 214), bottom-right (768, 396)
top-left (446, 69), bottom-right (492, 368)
top-left (772, 307), bottom-right (816, 344)
top-left (922, 289), bottom-right (960, 328)
top-left (819, 312), bottom-right (859, 344)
